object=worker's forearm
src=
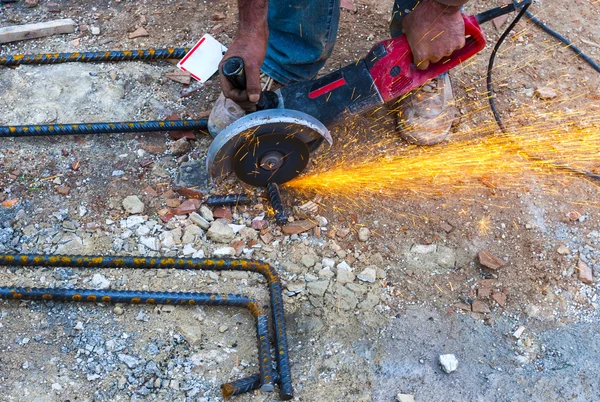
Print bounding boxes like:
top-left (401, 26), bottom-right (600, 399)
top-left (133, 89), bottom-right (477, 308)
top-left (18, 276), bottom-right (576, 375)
top-left (238, 0), bottom-right (268, 36)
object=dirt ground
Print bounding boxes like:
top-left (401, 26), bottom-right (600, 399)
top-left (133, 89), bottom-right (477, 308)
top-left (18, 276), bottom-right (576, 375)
top-left (1, 0), bottom-right (600, 401)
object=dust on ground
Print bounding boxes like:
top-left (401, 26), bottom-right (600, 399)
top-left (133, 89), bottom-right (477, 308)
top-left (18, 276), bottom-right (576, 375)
top-left (1, 0), bottom-right (599, 401)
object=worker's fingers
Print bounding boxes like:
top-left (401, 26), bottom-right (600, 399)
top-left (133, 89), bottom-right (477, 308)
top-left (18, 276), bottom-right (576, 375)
top-left (415, 58), bottom-right (430, 71)
top-left (244, 62), bottom-right (262, 104)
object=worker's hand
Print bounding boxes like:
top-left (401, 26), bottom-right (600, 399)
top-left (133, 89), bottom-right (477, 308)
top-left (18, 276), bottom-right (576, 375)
top-left (403, 0), bottom-right (466, 70)
top-left (219, 31), bottom-right (268, 111)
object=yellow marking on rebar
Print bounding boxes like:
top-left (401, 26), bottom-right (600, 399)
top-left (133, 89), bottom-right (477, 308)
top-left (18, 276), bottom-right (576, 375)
top-left (188, 300), bottom-right (195, 305)
top-left (12, 293), bottom-right (22, 299)
top-left (102, 296), bottom-right (111, 302)
top-left (87, 295), bottom-right (97, 302)
top-left (131, 298), bottom-right (141, 303)
top-left (42, 294), bottom-right (52, 300)
top-left (72, 294), bottom-right (82, 301)
top-left (146, 298), bottom-right (155, 304)
top-left (123, 51), bottom-right (132, 56)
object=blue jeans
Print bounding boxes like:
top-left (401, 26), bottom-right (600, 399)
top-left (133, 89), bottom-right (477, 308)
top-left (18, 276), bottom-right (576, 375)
top-left (262, 0), bottom-right (419, 85)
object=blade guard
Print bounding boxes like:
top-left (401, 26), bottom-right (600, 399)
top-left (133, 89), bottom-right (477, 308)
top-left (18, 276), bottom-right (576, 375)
top-left (206, 109), bottom-right (332, 185)
top-left (368, 15), bottom-right (486, 102)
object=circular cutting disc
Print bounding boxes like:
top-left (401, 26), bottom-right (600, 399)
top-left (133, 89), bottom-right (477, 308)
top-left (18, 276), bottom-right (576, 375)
top-left (233, 133), bottom-right (310, 186)
top-left (206, 109), bottom-right (332, 187)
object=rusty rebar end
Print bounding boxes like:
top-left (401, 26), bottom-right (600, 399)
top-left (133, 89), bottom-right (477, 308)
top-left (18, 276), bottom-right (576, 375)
top-left (220, 383), bottom-right (235, 399)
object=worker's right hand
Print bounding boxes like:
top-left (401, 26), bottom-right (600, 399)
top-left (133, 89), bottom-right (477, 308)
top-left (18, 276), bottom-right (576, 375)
top-left (219, 31), bottom-right (268, 112)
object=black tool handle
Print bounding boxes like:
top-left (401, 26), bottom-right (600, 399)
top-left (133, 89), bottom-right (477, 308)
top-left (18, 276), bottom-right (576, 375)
top-left (222, 57), bottom-right (247, 90)
top-left (221, 57), bottom-right (279, 110)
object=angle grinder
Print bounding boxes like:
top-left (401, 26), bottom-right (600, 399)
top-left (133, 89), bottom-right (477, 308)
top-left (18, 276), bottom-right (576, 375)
top-left (207, 2), bottom-right (529, 188)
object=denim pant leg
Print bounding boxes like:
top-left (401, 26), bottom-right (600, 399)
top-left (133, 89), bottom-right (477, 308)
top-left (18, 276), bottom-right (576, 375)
top-left (262, 0), bottom-right (341, 85)
top-left (390, 0), bottom-right (420, 37)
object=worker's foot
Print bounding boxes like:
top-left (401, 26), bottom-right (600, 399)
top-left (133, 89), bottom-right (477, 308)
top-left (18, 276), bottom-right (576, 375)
top-left (208, 73), bottom-right (283, 137)
top-left (395, 74), bottom-right (458, 145)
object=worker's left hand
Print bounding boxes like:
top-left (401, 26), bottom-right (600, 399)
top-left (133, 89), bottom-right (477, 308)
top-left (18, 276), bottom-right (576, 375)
top-left (403, 0), bottom-right (466, 70)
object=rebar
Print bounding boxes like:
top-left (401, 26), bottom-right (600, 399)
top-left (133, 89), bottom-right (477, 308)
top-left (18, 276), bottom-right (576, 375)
top-left (0, 254), bottom-right (293, 400)
top-left (267, 183), bottom-right (288, 226)
top-left (206, 194), bottom-right (251, 207)
top-left (0, 48), bottom-right (190, 67)
top-left (0, 119), bottom-right (208, 138)
top-left (222, 372), bottom-right (280, 399)
top-left (0, 286), bottom-right (274, 393)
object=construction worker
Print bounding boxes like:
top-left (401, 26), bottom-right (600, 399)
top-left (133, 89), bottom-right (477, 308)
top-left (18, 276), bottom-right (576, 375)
top-left (210, 0), bottom-right (468, 145)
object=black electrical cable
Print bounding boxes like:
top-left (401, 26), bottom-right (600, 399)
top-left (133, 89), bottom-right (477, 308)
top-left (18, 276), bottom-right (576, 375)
top-left (486, 0), bottom-right (600, 181)
top-left (486, 0), bottom-right (532, 133)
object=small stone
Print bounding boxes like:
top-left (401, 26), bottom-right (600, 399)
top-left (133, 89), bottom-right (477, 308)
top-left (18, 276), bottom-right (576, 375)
top-left (91, 274), bottom-right (110, 289)
top-left (340, 0), bottom-right (357, 13)
top-left (252, 219), bottom-right (268, 230)
top-left (212, 12), bottom-right (226, 20)
top-left (90, 26), bottom-right (100, 35)
top-left (471, 300), bottom-right (489, 313)
top-left (282, 220), bottom-right (316, 235)
top-left (24, 0), bottom-right (38, 8)
top-left (166, 70), bottom-right (192, 85)
top-left (74, 321), bottom-right (84, 330)
top-left (122, 196), bottom-right (145, 214)
top-left (440, 221), bottom-right (454, 233)
top-left (170, 138), bottom-right (191, 156)
top-left (286, 280), bottom-right (306, 296)
top-left (578, 259), bottom-right (593, 284)
top-left (478, 250), bottom-right (506, 270)
top-left (213, 207), bottom-right (232, 220)
top-left (51, 383), bottom-right (62, 391)
top-left (557, 245), bottom-right (570, 255)
top-left (396, 394), bottom-right (415, 402)
top-left (114, 306), bottom-right (124, 315)
top-left (322, 258), bottom-right (335, 268)
top-left (165, 198), bottom-right (181, 208)
top-left (411, 244), bottom-right (436, 254)
top-left (535, 86), bottom-right (558, 100)
top-left (301, 255), bottom-right (316, 268)
top-left (307, 280), bottom-right (329, 297)
top-left (173, 199), bottom-right (200, 215)
top-left (492, 292), bottom-right (507, 306)
top-left (358, 227), bottom-right (370, 242)
top-left (318, 267), bottom-right (335, 279)
top-left (118, 354), bottom-right (139, 369)
top-left (56, 186), bottom-right (70, 195)
top-left (357, 268), bottom-right (376, 283)
top-left (140, 236), bottom-right (160, 251)
top-left (189, 212), bottom-right (210, 230)
top-left (207, 220), bottom-right (235, 243)
top-left (182, 244), bottom-right (197, 256)
top-left (200, 206), bottom-right (214, 222)
top-left (218, 325), bottom-right (229, 333)
top-left (182, 225), bottom-right (202, 244)
top-left (229, 224), bottom-right (246, 234)
top-left (439, 354), bottom-right (458, 373)
top-left (128, 26), bottom-right (149, 39)
top-left (213, 247), bottom-right (236, 257)
top-left (513, 325), bottom-right (526, 339)
top-left (336, 266), bottom-right (355, 284)
top-left (239, 227), bottom-right (258, 241)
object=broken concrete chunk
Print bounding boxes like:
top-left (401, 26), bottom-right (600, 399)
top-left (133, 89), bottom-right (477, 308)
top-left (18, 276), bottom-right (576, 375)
top-left (282, 220), bottom-right (316, 235)
top-left (439, 354), bottom-right (458, 373)
top-left (478, 250), bottom-right (506, 270)
top-left (128, 26), bottom-right (149, 39)
top-left (578, 259), bottom-right (593, 284)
